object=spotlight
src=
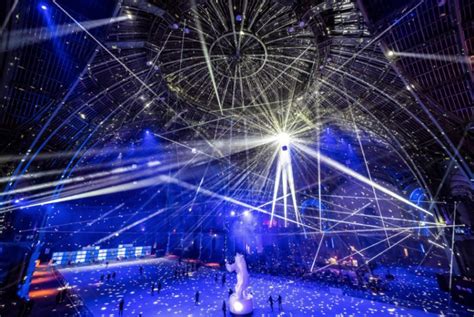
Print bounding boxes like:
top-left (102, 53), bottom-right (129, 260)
top-left (387, 50), bottom-right (395, 57)
top-left (276, 132), bottom-right (290, 151)
top-left (235, 14), bottom-right (243, 22)
top-left (40, 5), bottom-right (47, 10)
top-left (230, 210), bottom-right (236, 217)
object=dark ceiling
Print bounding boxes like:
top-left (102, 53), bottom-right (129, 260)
top-left (0, 0), bottom-right (473, 205)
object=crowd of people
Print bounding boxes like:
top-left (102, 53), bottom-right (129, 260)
top-left (91, 252), bottom-right (392, 315)
top-left (241, 241), bottom-right (396, 296)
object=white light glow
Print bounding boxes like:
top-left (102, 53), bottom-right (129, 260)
top-left (233, 301), bottom-right (244, 312)
top-left (276, 132), bottom-right (290, 147)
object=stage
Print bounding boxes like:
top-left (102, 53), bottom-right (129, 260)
top-left (57, 258), bottom-right (469, 316)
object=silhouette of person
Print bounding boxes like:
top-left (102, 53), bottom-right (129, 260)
top-left (119, 298), bottom-right (124, 316)
top-left (228, 288), bottom-right (233, 297)
top-left (100, 274), bottom-right (104, 282)
top-left (151, 282), bottom-right (155, 295)
top-left (222, 300), bottom-right (227, 316)
top-left (55, 291), bottom-right (61, 305)
top-left (195, 291), bottom-right (200, 305)
top-left (277, 295), bottom-right (282, 310)
top-left (107, 273), bottom-right (111, 281)
top-left (139, 266), bottom-right (143, 275)
top-left (157, 281), bottom-right (162, 294)
top-left (268, 295), bottom-right (274, 312)
top-left (112, 272), bottom-right (116, 280)
top-left (221, 273), bottom-right (226, 286)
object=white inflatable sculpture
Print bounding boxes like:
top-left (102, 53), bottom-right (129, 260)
top-left (225, 253), bottom-right (253, 315)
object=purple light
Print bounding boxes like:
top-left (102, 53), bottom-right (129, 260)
top-left (233, 301), bottom-right (244, 312)
top-left (299, 21), bottom-right (305, 28)
top-left (236, 14), bottom-right (243, 22)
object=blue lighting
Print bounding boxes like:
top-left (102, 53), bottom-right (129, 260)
top-left (40, 4), bottom-right (48, 10)
top-left (236, 14), bottom-right (243, 22)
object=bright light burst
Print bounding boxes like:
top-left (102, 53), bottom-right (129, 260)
top-left (3, 0), bottom-right (464, 284)
top-left (270, 131), bottom-right (301, 227)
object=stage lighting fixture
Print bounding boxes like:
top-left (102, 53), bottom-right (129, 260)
top-left (40, 5), bottom-right (47, 10)
top-left (277, 132), bottom-right (290, 151)
top-left (387, 50), bottom-right (395, 57)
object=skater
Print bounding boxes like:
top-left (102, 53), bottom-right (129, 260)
top-left (151, 282), bottom-right (155, 295)
top-left (228, 288), bottom-right (233, 297)
top-left (221, 273), bottom-right (226, 286)
top-left (119, 298), bottom-right (124, 317)
top-left (112, 272), bottom-right (116, 280)
top-left (222, 300), bottom-right (227, 316)
top-left (277, 294), bottom-right (282, 311)
top-left (157, 281), bottom-right (162, 294)
top-left (55, 291), bottom-right (61, 305)
top-left (268, 295), bottom-right (274, 312)
top-left (195, 291), bottom-right (200, 305)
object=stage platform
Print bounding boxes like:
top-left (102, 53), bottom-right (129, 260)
top-left (58, 258), bottom-right (471, 316)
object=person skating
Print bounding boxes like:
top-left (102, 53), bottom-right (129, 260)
top-left (194, 290), bottom-right (200, 305)
top-left (119, 298), bottom-right (124, 317)
top-left (268, 295), bottom-right (274, 312)
top-left (277, 294), bottom-right (282, 311)
top-left (221, 273), bottom-right (226, 286)
top-left (222, 300), bottom-right (227, 316)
